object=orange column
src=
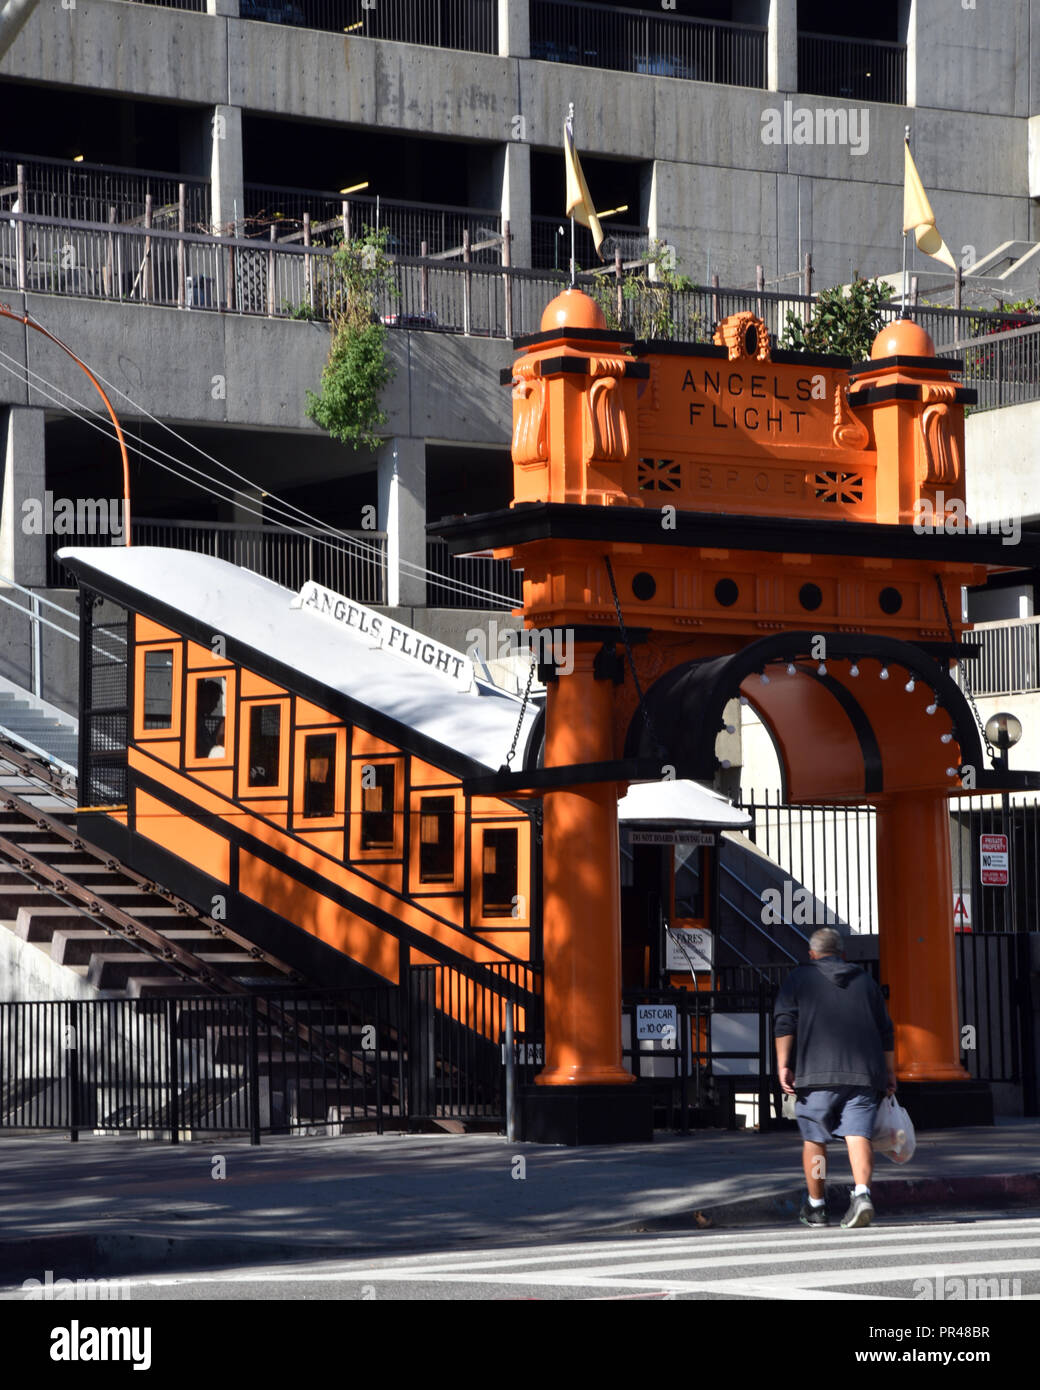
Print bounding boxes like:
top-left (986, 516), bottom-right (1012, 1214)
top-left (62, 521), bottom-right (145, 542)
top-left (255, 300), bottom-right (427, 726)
top-left (876, 792), bottom-right (969, 1081)
top-left (536, 646), bottom-right (633, 1087)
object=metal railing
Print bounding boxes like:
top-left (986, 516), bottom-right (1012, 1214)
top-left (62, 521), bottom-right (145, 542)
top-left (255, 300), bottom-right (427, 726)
top-left (939, 322), bottom-right (1040, 413)
top-left (408, 961), bottom-right (543, 1121)
top-left (0, 960), bottom-right (543, 1140)
top-left (531, 0), bottom-right (766, 87)
top-left (531, 215), bottom-right (649, 272)
top-left (4, 210), bottom-right (1030, 349)
top-left (0, 991), bottom-right (404, 1142)
top-left (0, 154), bottom-right (210, 232)
top-left (115, 0), bottom-right (206, 10)
top-left (621, 985), bottom-right (776, 1131)
top-left (0, 573), bottom-right (83, 716)
top-left (957, 930), bottom-right (1035, 1100)
top-left (238, 0), bottom-right (497, 50)
top-left (243, 184), bottom-right (502, 261)
top-left (426, 538), bottom-right (522, 610)
top-left (798, 30), bottom-right (907, 105)
top-left (47, 519), bottom-right (388, 603)
top-left (738, 791), bottom-right (878, 934)
top-left (962, 618), bottom-right (1040, 697)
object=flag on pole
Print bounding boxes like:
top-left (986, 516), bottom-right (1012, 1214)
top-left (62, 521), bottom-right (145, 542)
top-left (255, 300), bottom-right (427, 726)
top-left (564, 111), bottom-right (604, 261)
top-left (903, 140), bottom-right (956, 271)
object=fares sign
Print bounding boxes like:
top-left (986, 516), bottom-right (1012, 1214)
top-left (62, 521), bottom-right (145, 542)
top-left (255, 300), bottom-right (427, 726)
top-left (293, 581), bottom-right (475, 692)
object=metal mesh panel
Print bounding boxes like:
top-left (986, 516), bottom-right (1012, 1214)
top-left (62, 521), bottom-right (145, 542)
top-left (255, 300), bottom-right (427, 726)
top-left (86, 764), bottom-right (127, 806)
top-left (88, 713), bottom-right (127, 756)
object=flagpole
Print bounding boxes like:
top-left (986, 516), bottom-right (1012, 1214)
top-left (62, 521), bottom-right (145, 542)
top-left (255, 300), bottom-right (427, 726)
top-left (568, 102), bottom-right (576, 287)
top-left (902, 125), bottom-right (910, 315)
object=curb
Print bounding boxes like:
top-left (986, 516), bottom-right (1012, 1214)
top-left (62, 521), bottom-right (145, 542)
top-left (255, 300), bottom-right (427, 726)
top-left (2, 1172), bottom-right (1037, 1283)
top-left (0, 1232), bottom-right (388, 1284)
top-left (634, 1171), bottom-right (1040, 1230)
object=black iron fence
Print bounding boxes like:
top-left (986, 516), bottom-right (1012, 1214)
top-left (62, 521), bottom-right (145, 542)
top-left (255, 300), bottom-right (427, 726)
top-left (531, 0), bottom-right (766, 87)
top-left (0, 962), bottom-right (543, 1141)
top-left (738, 791), bottom-right (878, 935)
top-left (798, 31), bottom-right (907, 105)
top-left (409, 961), bottom-right (543, 1120)
top-left (957, 931), bottom-right (1035, 1102)
top-left (622, 985), bottom-right (777, 1131)
top-left (950, 797), bottom-right (1040, 935)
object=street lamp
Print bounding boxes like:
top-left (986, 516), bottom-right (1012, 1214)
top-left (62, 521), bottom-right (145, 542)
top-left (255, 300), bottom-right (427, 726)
top-left (984, 711), bottom-right (1022, 930)
top-left (985, 711), bottom-right (1022, 775)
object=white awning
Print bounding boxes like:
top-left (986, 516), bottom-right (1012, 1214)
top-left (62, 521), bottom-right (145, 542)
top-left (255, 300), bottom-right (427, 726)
top-left (618, 779), bottom-right (751, 829)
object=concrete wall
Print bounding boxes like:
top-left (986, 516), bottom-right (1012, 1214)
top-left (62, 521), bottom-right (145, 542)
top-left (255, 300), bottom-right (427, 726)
top-left (966, 400), bottom-right (1040, 528)
top-left (0, 292), bottom-right (514, 444)
top-left (0, 588), bottom-right (79, 714)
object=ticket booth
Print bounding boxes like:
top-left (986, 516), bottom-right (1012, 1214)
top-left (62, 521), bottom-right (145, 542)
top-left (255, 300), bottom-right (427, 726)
top-left (618, 779), bottom-right (752, 991)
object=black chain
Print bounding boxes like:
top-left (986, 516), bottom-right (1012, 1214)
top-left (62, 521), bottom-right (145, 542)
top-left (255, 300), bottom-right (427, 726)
top-left (934, 572), bottom-right (993, 762)
top-left (604, 554), bottom-right (667, 763)
top-left (501, 647), bottom-right (538, 772)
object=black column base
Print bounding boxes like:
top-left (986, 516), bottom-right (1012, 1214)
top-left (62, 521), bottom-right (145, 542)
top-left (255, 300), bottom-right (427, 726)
top-left (520, 1083), bottom-right (655, 1145)
top-left (895, 1080), bottom-right (994, 1130)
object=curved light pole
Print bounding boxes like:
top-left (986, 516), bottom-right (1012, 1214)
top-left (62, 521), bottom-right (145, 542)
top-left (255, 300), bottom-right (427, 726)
top-left (0, 303), bottom-right (132, 544)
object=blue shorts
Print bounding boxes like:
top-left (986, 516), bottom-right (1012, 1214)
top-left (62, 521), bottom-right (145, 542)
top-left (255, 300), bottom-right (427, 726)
top-left (795, 1086), bottom-right (880, 1143)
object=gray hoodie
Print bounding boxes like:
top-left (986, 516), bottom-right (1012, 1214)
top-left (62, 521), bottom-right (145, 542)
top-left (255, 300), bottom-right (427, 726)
top-left (773, 955), bottom-right (894, 1091)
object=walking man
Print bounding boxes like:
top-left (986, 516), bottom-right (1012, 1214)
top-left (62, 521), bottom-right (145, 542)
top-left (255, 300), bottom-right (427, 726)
top-left (774, 926), bottom-right (896, 1228)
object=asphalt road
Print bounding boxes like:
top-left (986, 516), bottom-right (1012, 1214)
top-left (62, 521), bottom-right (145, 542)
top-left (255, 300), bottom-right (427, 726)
top-left (9, 1212), bottom-right (1036, 1303)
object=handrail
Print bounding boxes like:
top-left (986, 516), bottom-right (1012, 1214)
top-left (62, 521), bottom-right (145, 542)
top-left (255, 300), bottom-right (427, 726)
top-left (799, 29), bottom-right (907, 51)
top-left (538, 0), bottom-right (766, 36)
top-left (944, 321), bottom-right (1040, 350)
top-left (244, 181), bottom-right (500, 220)
top-left (133, 515), bottom-right (387, 539)
top-left (1, 148), bottom-right (209, 186)
top-left (969, 615), bottom-right (1040, 630)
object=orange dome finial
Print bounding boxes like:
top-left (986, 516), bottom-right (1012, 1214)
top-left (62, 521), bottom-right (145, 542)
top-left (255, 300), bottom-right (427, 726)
top-left (871, 318), bottom-right (936, 359)
top-left (540, 288), bottom-right (607, 334)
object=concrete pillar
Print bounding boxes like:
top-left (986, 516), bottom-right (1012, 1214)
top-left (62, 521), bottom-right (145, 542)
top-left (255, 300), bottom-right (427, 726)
top-left (876, 792), bottom-right (970, 1082)
top-left (210, 104), bottom-right (244, 236)
top-left (1029, 116), bottom-right (1040, 200)
top-left (498, 0), bottom-right (529, 58)
top-left (767, 0), bottom-right (797, 92)
top-left (377, 438), bottom-right (427, 609)
top-left (500, 140), bottom-right (531, 270)
top-left (899, 0), bottom-right (916, 108)
top-left (206, 0), bottom-right (239, 15)
top-left (0, 407), bottom-right (46, 587)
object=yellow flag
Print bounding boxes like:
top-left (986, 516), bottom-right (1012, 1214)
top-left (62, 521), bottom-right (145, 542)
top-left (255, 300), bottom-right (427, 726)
top-left (564, 116), bottom-right (604, 261)
top-left (903, 142), bottom-right (955, 271)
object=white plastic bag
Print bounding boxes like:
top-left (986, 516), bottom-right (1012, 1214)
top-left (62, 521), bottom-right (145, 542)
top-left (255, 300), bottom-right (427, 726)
top-left (872, 1094), bottom-right (916, 1164)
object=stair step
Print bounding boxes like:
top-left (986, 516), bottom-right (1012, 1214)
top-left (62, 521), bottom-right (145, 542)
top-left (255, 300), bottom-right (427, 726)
top-left (16, 905), bottom-right (184, 942)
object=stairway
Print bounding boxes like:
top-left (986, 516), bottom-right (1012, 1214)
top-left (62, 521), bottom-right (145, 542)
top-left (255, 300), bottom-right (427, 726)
top-left (0, 677), bottom-right (78, 773)
top-left (0, 737), bottom-right (303, 999)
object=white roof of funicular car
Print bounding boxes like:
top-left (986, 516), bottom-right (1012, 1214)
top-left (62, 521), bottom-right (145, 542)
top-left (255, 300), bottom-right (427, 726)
top-left (57, 546), bottom-right (540, 773)
top-left (618, 778), bottom-right (752, 829)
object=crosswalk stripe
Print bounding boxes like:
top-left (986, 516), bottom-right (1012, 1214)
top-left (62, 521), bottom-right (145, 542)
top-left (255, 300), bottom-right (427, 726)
top-left (315, 1234), bottom-right (1040, 1283)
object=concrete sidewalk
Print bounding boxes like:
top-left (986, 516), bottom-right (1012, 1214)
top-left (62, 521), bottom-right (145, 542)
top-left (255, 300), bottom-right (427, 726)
top-left (1, 1120), bottom-right (1038, 1280)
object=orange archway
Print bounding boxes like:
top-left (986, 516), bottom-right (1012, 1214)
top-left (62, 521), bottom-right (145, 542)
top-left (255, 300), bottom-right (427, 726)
top-left (435, 290), bottom-right (1040, 1142)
